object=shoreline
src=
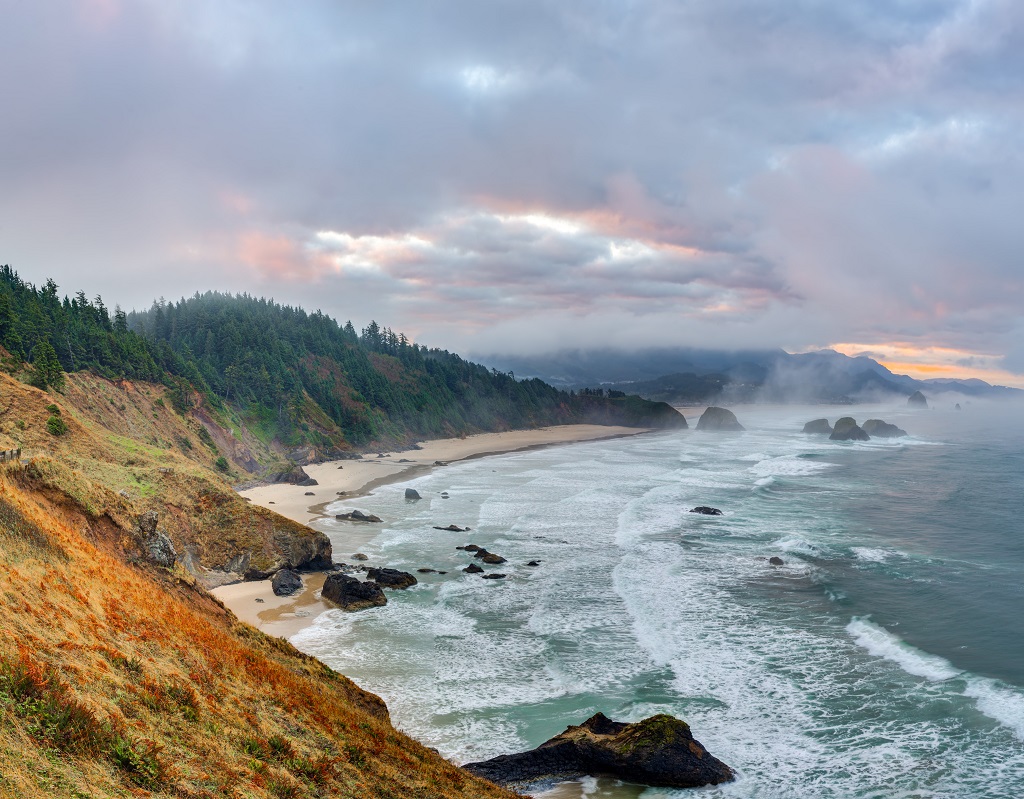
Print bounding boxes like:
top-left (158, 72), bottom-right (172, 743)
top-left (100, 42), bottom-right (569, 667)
top-left (212, 424), bottom-right (653, 636)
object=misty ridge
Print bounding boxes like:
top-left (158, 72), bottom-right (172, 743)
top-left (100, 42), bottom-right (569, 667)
top-left (475, 347), bottom-right (1024, 406)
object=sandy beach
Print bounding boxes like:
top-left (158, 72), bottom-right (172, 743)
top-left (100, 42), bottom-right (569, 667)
top-left (213, 424), bottom-right (650, 636)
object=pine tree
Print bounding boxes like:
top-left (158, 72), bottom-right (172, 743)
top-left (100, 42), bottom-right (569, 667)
top-left (30, 340), bottom-right (65, 391)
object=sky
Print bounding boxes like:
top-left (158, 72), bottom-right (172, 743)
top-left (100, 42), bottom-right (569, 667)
top-left (2, 1), bottom-right (1024, 386)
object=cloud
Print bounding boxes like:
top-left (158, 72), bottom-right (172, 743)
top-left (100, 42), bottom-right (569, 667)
top-left (1, 0), bottom-right (1023, 380)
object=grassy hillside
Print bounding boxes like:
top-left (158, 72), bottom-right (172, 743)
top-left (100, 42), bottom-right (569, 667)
top-left (0, 370), bottom-right (327, 580)
top-left (0, 468), bottom-right (518, 799)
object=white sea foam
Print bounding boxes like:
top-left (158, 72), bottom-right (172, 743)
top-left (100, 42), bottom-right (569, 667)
top-left (846, 617), bottom-right (963, 681)
top-left (965, 677), bottom-right (1024, 741)
top-left (851, 546), bottom-right (901, 563)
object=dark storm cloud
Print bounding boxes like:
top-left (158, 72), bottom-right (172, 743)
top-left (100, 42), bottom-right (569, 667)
top-left (1, 0), bottom-right (1023, 380)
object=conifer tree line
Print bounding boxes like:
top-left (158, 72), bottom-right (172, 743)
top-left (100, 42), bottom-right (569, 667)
top-left (1, 267), bottom-right (632, 447)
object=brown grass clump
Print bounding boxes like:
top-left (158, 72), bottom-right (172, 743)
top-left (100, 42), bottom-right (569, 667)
top-left (0, 472), bottom-right (520, 799)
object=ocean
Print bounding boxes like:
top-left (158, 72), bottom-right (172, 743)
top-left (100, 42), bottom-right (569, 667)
top-left (291, 402), bottom-right (1024, 798)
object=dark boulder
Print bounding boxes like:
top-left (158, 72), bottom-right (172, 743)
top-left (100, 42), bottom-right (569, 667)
top-left (405, 488), bottom-right (422, 500)
top-left (768, 556), bottom-right (784, 566)
top-left (526, 560), bottom-right (541, 567)
top-left (830, 417), bottom-right (869, 441)
top-left (270, 465), bottom-right (318, 487)
top-left (802, 418), bottom-right (833, 435)
top-left (862, 419), bottom-right (907, 438)
top-left (696, 407), bottom-right (745, 432)
top-left (463, 563), bottom-right (483, 574)
top-left (433, 524), bottom-right (467, 532)
top-left (463, 712), bottom-right (733, 790)
top-left (336, 510), bottom-right (383, 523)
top-left (463, 544), bottom-right (482, 552)
top-left (417, 568), bottom-right (437, 574)
top-left (908, 390), bottom-right (929, 409)
top-left (304, 491), bottom-right (315, 496)
top-left (482, 573), bottom-right (507, 580)
top-left (366, 567), bottom-right (418, 589)
top-left (481, 552), bottom-right (507, 564)
top-left (321, 574), bottom-right (387, 611)
top-left (690, 506), bottom-right (723, 516)
top-left (271, 569), bottom-right (303, 596)
top-left (351, 553), bottom-right (369, 561)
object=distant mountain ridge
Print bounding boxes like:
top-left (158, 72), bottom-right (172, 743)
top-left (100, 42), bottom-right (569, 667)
top-left (475, 347), bottom-right (1023, 404)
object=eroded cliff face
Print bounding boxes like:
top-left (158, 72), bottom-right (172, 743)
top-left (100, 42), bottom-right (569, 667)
top-left (0, 371), bottom-right (332, 585)
top-left (0, 467), bottom-right (517, 799)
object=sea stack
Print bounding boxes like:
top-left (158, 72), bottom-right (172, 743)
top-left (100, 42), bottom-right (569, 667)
top-left (862, 419), bottom-right (907, 438)
top-left (907, 390), bottom-right (928, 408)
top-left (696, 406), bottom-right (745, 431)
top-left (802, 418), bottom-right (833, 435)
top-left (829, 417), bottom-right (869, 441)
top-left (463, 712), bottom-right (734, 789)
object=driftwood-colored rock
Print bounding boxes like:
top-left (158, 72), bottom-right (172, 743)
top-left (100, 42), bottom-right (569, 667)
top-left (463, 713), bottom-right (733, 789)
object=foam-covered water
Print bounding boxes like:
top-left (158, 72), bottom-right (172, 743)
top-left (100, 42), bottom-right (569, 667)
top-left (292, 402), bottom-right (1024, 797)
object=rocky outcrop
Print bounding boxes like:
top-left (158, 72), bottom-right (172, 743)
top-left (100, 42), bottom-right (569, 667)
top-left (463, 713), bottom-right (733, 790)
top-left (270, 465), bottom-right (318, 487)
top-left (696, 407), bottom-right (745, 431)
top-left (690, 506), bottom-right (722, 516)
top-left (769, 556), bottom-right (784, 566)
top-left (480, 552), bottom-right (507, 564)
top-left (321, 573), bottom-right (387, 610)
top-left (862, 419), bottom-right (907, 438)
top-left (137, 511), bottom-right (177, 568)
top-left (366, 567), bottom-right (417, 589)
top-left (908, 390), bottom-right (928, 409)
top-left (405, 488), bottom-right (422, 500)
top-left (271, 568), bottom-right (303, 596)
top-left (434, 524), bottom-right (469, 532)
top-left (802, 418), bottom-right (833, 435)
top-left (829, 417), bottom-right (869, 441)
top-left (336, 510), bottom-right (383, 523)
top-left (463, 563), bottom-right (483, 574)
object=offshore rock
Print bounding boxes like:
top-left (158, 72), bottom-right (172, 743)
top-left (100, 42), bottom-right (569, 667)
top-left (907, 390), bottom-right (929, 409)
top-left (829, 417), bottom-right (870, 441)
top-left (336, 510), bottom-right (383, 523)
top-left (321, 573), bottom-right (387, 611)
top-left (690, 506), bottom-right (723, 516)
top-left (271, 568), bottom-right (303, 596)
top-left (862, 419), bottom-right (907, 438)
top-left (463, 713), bottom-right (733, 789)
top-left (463, 563), bottom-right (484, 574)
top-left (802, 418), bottom-right (833, 435)
top-left (696, 407), bottom-right (745, 431)
top-left (405, 488), bottom-right (422, 500)
top-left (366, 567), bottom-right (417, 589)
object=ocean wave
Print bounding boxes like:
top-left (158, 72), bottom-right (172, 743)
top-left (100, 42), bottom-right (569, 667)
top-left (846, 617), bottom-right (962, 681)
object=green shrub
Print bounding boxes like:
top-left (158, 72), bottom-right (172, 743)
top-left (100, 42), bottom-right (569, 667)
top-left (214, 456), bottom-right (229, 472)
top-left (46, 415), bottom-right (68, 436)
top-left (45, 403), bottom-right (60, 415)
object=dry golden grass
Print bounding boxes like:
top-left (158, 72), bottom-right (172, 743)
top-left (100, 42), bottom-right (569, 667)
top-left (0, 473), bottom-right (520, 799)
top-left (0, 372), bottom-right (323, 576)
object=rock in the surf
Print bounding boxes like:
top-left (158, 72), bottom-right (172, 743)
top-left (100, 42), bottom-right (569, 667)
top-left (463, 563), bottom-right (483, 574)
top-left (862, 419), bottom-right (907, 438)
top-left (829, 417), bottom-right (869, 441)
top-left (321, 574), bottom-right (386, 611)
top-left (690, 506), bottom-right (723, 516)
top-left (366, 567), bottom-right (417, 589)
top-left (463, 712), bottom-right (733, 789)
top-left (769, 556), bottom-right (785, 566)
top-left (335, 509), bottom-right (383, 523)
top-left (696, 406), bottom-right (745, 431)
top-left (802, 418), bottom-right (833, 435)
top-left (405, 488), bottom-right (422, 500)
